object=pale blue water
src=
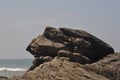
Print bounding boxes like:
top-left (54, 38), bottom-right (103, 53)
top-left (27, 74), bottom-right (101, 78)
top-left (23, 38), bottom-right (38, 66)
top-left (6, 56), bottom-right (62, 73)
top-left (0, 59), bottom-right (33, 77)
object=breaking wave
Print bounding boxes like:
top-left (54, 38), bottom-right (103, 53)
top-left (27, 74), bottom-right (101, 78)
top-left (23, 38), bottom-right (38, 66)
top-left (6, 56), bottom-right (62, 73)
top-left (0, 67), bottom-right (27, 72)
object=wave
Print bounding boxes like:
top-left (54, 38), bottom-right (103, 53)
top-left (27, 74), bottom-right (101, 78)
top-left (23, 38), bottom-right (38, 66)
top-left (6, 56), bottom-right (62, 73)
top-left (0, 67), bottom-right (27, 72)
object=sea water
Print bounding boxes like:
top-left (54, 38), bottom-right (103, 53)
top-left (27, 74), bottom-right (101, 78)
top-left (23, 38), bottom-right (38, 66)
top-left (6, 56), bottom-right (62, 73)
top-left (0, 59), bottom-right (33, 77)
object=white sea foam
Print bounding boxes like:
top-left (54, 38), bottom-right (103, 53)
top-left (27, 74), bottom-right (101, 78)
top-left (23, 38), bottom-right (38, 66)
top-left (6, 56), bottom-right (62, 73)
top-left (0, 67), bottom-right (27, 72)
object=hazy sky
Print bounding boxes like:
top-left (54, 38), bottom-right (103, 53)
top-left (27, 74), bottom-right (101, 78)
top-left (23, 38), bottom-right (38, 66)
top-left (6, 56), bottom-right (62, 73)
top-left (0, 0), bottom-right (120, 59)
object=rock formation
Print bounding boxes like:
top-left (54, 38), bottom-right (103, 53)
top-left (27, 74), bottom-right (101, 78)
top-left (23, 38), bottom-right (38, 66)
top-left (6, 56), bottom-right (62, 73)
top-left (26, 27), bottom-right (114, 62)
top-left (8, 26), bottom-right (120, 80)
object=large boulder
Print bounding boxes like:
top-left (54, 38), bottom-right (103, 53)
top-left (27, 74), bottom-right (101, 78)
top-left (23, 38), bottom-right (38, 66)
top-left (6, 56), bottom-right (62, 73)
top-left (26, 27), bottom-right (114, 62)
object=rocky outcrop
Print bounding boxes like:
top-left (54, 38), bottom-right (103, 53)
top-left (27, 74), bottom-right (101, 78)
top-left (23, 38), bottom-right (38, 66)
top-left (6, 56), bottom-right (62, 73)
top-left (9, 54), bottom-right (120, 80)
top-left (23, 57), bottom-right (109, 80)
top-left (9, 26), bottom-right (120, 80)
top-left (26, 27), bottom-right (114, 62)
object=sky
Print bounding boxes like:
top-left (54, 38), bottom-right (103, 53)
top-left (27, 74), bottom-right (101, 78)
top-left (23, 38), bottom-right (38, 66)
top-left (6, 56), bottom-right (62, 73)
top-left (0, 0), bottom-right (120, 59)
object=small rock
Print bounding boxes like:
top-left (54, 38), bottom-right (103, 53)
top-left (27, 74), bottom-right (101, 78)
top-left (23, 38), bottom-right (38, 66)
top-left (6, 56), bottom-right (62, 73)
top-left (0, 76), bottom-right (8, 80)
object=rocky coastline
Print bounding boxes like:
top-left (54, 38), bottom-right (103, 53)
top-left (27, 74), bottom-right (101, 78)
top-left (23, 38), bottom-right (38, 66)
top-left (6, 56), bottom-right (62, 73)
top-left (1, 27), bottom-right (119, 80)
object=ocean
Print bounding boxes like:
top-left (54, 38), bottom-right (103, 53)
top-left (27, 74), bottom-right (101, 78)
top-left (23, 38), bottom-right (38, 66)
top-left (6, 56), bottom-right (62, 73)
top-left (0, 59), bottom-right (33, 78)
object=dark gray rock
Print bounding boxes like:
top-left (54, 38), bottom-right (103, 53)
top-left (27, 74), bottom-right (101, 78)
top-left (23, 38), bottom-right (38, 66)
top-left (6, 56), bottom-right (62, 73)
top-left (26, 26), bottom-right (114, 62)
top-left (58, 50), bottom-right (91, 64)
top-left (26, 35), bottom-right (68, 58)
top-left (29, 56), bottom-right (53, 70)
top-left (43, 27), bottom-right (69, 43)
top-left (59, 28), bottom-right (114, 61)
top-left (0, 76), bottom-right (8, 80)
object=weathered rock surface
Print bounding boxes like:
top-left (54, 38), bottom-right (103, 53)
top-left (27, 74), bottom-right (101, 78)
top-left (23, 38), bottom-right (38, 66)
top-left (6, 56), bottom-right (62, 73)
top-left (23, 57), bottom-right (109, 80)
top-left (58, 50), bottom-right (91, 64)
top-left (85, 53), bottom-right (120, 80)
top-left (8, 27), bottom-right (119, 80)
top-left (26, 27), bottom-right (114, 62)
top-left (9, 53), bottom-right (120, 80)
